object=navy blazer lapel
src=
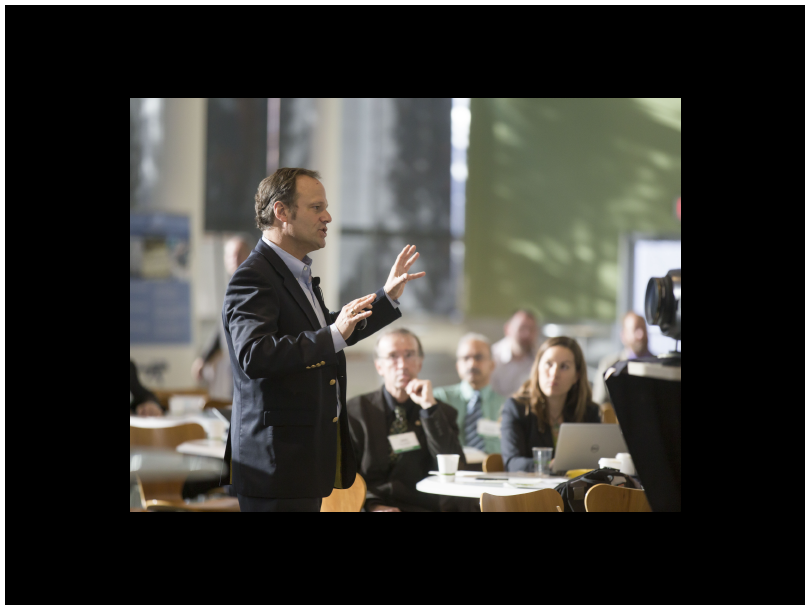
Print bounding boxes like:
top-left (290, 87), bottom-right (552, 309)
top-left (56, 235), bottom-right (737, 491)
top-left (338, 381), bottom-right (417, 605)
top-left (255, 239), bottom-right (321, 331)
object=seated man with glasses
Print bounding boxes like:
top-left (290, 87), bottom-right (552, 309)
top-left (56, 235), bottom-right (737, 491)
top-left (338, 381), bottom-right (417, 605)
top-left (347, 328), bottom-right (474, 512)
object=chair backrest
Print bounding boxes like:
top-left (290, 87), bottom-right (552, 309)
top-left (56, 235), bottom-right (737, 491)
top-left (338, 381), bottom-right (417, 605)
top-left (130, 423), bottom-right (206, 449)
top-left (585, 483), bottom-right (652, 512)
top-left (480, 488), bottom-right (564, 512)
top-left (321, 473), bottom-right (367, 512)
top-left (482, 453), bottom-right (504, 473)
top-left (600, 403), bottom-right (618, 424)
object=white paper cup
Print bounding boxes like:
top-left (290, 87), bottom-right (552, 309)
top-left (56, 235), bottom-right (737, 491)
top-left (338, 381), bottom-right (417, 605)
top-left (436, 454), bottom-right (460, 476)
top-left (598, 457), bottom-right (622, 470)
top-left (616, 452), bottom-right (635, 475)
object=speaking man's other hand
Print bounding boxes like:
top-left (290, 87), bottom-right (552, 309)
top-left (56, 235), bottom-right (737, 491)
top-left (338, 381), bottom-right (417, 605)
top-left (336, 294), bottom-right (375, 340)
top-left (405, 378), bottom-right (437, 409)
top-left (384, 245), bottom-right (426, 301)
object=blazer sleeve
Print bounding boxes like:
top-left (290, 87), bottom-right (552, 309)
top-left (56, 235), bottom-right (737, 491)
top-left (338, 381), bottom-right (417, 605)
top-left (346, 398), bottom-right (397, 508)
top-left (341, 287), bottom-right (402, 347)
top-left (419, 402), bottom-right (468, 470)
top-left (501, 397), bottom-right (534, 472)
top-left (224, 264), bottom-right (336, 379)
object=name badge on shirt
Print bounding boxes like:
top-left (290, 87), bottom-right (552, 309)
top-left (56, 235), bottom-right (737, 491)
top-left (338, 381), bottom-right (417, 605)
top-left (388, 431), bottom-right (421, 454)
top-left (477, 418), bottom-right (501, 438)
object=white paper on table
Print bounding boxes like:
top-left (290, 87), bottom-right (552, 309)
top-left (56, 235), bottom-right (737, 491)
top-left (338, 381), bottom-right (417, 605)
top-left (507, 476), bottom-right (568, 487)
top-left (477, 418), bottom-right (502, 437)
top-left (462, 446), bottom-right (488, 464)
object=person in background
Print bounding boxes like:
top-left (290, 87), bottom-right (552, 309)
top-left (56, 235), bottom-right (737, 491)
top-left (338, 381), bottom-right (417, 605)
top-left (190, 235), bottom-right (253, 398)
top-left (347, 329), bottom-right (475, 512)
top-left (434, 333), bottom-right (506, 459)
top-left (592, 312), bottom-right (653, 406)
top-left (130, 360), bottom-right (166, 416)
top-left (490, 309), bottom-right (540, 397)
top-left (501, 337), bottom-right (600, 472)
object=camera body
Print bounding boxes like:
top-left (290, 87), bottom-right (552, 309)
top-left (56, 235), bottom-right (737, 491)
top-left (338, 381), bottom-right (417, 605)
top-left (645, 268), bottom-right (680, 341)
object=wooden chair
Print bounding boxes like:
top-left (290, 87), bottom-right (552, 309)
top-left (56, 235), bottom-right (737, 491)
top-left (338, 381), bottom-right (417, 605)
top-left (600, 403), bottom-right (618, 424)
top-left (482, 453), bottom-right (504, 473)
top-left (136, 476), bottom-right (240, 512)
top-left (131, 423), bottom-right (239, 512)
top-left (321, 474), bottom-right (367, 512)
top-left (480, 488), bottom-right (564, 512)
top-left (130, 423), bottom-right (207, 449)
top-left (584, 484), bottom-right (652, 512)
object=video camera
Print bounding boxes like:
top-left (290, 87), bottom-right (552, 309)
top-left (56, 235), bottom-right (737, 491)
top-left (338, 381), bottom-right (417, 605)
top-left (645, 268), bottom-right (680, 357)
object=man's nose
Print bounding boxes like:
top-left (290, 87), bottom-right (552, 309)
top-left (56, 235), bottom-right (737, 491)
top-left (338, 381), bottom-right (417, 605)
top-left (323, 210), bottom-right (332, 223)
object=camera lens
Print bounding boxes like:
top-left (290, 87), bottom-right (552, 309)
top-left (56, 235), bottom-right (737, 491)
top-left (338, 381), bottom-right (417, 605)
top-left (645, 269), bottom-right (680, 340)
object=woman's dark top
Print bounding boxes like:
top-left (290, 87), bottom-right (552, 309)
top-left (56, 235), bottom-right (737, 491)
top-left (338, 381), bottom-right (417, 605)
top-left (501, 396), bottom-right (601, 472)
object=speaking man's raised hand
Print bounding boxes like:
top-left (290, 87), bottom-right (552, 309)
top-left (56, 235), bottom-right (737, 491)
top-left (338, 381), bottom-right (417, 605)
top-left (384, 245), bottom-right (426, 301)
top-left (335, 294), bottom-right (375, 340)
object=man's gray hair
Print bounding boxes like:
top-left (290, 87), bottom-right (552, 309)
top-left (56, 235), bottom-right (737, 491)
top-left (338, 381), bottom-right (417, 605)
top-left (373, 327), bottom-right (424, 359)
top-left (456, 332), bottom-right (492, 357)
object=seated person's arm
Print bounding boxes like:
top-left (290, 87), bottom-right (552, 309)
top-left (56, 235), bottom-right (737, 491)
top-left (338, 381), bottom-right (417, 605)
top-left (409, 379), bottom-right (468, 470)
top-left (130, 361), bottom-right (166, 416)
top-left (500, 398), bottom-right (534, 472)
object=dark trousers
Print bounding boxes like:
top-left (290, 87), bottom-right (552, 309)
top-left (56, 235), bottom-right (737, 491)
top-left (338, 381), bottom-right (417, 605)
top-left (237, 494), bottom-right (323, 512)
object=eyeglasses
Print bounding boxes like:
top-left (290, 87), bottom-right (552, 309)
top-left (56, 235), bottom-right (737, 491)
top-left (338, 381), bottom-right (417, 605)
top-left (377, 351), bottom-right (420, 364)
top-left (457, 354), bottom-right (488, 362)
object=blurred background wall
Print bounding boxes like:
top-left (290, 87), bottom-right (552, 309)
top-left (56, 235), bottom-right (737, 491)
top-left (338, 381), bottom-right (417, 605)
top-left (466, 98), bottom-right (681, 321)
top-left (130, 98), bottom-right (680, 398)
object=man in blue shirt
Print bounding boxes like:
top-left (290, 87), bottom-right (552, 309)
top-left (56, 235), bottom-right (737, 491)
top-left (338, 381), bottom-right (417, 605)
top-left (222, 168), bottom-right (426, 512)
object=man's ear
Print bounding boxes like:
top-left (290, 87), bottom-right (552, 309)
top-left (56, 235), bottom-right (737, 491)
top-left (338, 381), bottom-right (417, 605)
top-left (373, 359), bottom-right (384, 377)
top-left (273, 200), bottom-right (288, 224)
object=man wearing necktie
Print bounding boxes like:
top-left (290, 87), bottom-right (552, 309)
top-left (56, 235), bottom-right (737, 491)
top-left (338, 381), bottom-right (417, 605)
top-left (221, 168), bottom-right (425, 512)
top-left (434, 333), bottom-right (507, 461)
top-left (347, 328), bottom-right (476, 512)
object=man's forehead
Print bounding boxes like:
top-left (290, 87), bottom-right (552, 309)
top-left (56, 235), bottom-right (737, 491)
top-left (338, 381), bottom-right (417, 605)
top-left (625, 315), bottom-right (644, 329)
top-left (381, 334), bottom-right (418, 351)
top-left (459, 339), bottom-right (488, 354)
top-left (294, 176), bottom-right (324, 200)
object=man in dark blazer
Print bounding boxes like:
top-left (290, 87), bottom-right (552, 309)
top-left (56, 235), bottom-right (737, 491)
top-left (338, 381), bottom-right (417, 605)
top-left (222, 168), bottom-right (425, 512)
top-left (347, 328), bottom-right (477, 512)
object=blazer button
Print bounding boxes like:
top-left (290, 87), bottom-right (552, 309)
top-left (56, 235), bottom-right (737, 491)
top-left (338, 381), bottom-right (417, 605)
top-left (332, 417), bottom-right (338, 423)
top-left (329, 379), bottom-right (336, 385)
top-left (320, 361), bottom-right (326, 366)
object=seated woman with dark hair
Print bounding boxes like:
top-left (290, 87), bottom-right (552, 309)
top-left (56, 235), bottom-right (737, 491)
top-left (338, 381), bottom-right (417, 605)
top-left (501, 336), bottom-right (600, 472)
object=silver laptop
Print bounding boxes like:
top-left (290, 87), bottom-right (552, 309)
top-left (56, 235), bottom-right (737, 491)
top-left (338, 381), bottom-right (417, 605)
top-left (552, 423), bottom-right (628, 474)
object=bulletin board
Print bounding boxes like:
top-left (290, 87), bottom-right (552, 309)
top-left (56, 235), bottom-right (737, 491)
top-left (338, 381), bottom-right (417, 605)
top-left (130, 213), bottom-right (191, 344)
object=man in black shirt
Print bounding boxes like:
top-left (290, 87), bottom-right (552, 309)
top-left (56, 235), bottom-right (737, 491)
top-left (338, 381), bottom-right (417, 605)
top-left (347, 328), bottom-right (476, 512)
